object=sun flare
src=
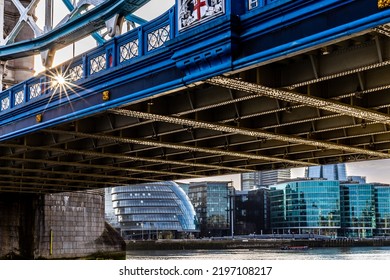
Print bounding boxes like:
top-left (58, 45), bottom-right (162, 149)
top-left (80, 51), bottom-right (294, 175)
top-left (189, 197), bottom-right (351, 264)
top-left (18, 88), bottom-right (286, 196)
top-left (51, 74), bottom-right (66, 88)
top-left (56, 75), bottom-right (66, 85)
top-left (41, 65), bottom-right (91, 115)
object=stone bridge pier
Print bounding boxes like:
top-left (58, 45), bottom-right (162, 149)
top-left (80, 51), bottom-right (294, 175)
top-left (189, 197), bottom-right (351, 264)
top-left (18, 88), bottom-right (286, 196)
top-left (0, 190), bottom-right (124, 259)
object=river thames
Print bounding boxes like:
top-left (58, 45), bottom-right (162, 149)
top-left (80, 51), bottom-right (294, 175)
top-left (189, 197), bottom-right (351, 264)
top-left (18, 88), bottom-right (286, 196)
top-left (126, 246), bottom-right (390, 260)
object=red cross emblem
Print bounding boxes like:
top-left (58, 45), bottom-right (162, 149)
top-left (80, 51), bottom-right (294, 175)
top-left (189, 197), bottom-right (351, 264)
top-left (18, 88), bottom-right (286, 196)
top-left (194, 0), bottom-right (206, 21)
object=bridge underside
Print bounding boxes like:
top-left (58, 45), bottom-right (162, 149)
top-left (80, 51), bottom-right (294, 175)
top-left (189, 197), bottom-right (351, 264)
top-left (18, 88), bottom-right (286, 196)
top-left (1, 26), bottom-right (390, 193)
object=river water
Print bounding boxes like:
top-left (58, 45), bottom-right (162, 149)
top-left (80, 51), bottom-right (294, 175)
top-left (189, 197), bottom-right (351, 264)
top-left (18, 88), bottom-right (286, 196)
top-left (126, 246), bottom-right (390, 260)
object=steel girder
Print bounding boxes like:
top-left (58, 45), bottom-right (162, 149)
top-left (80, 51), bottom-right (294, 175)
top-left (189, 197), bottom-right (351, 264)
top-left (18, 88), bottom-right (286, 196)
top-left (1, 1), bottom-right (390, 193)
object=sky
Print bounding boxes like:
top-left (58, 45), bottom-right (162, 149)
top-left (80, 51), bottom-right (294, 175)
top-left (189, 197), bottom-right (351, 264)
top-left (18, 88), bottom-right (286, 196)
top-left (33, 0), bottom-right (390, 188)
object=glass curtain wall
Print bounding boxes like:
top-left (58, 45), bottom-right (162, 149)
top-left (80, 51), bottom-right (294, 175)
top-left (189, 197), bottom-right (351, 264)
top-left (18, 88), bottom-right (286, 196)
top-left (375, 185), bottom-right (390, 236)
top-left (111, 181), bottom-right (198, 239)
top-left (305, 163), bottom-right (347, 181)
top-left (270, 180), bottom-right (341, 236)
top-left (188, 182), bottom-right (231, 237)
top-left (340, 184), bottom-right (376, 238)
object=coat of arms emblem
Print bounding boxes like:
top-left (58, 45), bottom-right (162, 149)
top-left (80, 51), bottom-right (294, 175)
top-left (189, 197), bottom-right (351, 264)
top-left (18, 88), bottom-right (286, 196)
top-left (178, 0), bottom-right (225, 31)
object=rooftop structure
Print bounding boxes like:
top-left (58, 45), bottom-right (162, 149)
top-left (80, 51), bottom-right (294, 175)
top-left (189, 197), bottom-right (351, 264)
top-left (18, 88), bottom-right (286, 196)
top-left (241, 169), bottom-right (291, 190)
top-left (305, 163), bottom-right (347, 181)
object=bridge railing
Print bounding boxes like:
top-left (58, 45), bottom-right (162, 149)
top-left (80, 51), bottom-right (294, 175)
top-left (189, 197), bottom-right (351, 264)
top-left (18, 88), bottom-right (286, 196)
top-left (0, 0), bottom-right (296, 117)
top-left (0, 7), bottom-right (176, 117)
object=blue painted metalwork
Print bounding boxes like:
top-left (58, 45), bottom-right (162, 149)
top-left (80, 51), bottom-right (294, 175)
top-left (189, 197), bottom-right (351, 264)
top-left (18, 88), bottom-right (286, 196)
top-left (61, 0), bottom-right (74, 11)
top-left (0, 0), bottom-right (152, 60)
top-left (246, 0), bottom-right (288, 11)
top-left (61, 0), bottom-right (106, 45)
top-left (1, 0), bottom-right (390, 142)
top-left (60, 0), bottom-right (149, 44)
top-left (125, 14), bottom-right (148, 25)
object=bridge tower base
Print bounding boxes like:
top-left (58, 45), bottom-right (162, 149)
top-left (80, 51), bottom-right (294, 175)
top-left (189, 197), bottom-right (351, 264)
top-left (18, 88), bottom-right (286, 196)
top-left (0, 190), bottom-right (125, 259)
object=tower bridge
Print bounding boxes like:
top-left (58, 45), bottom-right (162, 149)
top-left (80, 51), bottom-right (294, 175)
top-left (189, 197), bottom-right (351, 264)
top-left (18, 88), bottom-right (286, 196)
top-left (1, 0), bottom-right (390, 258)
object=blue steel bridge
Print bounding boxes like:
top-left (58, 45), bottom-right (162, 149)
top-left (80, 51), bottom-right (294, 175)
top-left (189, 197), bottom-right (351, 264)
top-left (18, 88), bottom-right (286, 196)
top-left (1, 0), bottom-right (390, 194)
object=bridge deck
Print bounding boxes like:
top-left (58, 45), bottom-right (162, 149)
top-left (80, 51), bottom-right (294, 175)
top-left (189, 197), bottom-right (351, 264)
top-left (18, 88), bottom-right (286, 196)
top-left (1, 0), bottom-right (390, 193)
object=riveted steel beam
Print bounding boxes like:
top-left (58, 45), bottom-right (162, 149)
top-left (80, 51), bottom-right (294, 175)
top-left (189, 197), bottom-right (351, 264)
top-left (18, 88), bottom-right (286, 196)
top-left (0, 143), bottom-right (252, 174)
top-left (43, 128), bottom-right (315, 167)
top-left (207, 76), bottom-right (390, 126)
top-left (108, 108), bottom-right (390, 159)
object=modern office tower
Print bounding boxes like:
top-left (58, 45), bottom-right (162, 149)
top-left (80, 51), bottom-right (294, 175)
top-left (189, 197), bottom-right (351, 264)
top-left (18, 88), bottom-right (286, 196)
top-left (374, 184), bottom-right (390, 236)
top-left (241, 169), bottom-right (291, 190)
top-left (233, 187), bottom-right (270, 235)
top-left (261, 169), bottom-right (291, 186)
top-left (188, 181), bottom-right (232, 237)
top-left (248, 187), bottom-right (271, 234)
top-left (270, 180), bottom-right (341, 236)
top-left (111, 181), bottom-right (198, 239)
top-left (241, 172), bottom-right (257, 190)
top-left (233, 190), bottom-right (250, 235)
top-left (305, 163), bottom-right (347, 181)
top-left (340, 183), bottom-right (376, 238)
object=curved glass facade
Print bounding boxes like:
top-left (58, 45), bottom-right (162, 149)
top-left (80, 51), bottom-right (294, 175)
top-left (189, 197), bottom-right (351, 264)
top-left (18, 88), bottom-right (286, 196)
top-left (111, 181), bottom-right (198, 239)
top-left (270, 180), bottom-right (341, 236)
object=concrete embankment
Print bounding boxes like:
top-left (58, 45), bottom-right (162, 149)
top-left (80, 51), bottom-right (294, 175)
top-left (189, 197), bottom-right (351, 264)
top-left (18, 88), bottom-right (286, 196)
top-left (126, 238), bottom-right (390, 251)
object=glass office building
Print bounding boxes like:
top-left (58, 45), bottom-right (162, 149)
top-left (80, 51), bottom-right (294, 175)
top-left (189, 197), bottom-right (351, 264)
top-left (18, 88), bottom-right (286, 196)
top-left (340, 183), bottom-right (376, 238)
top-left (270, 180), bottom-right (341, 236)
top-left (234, 188), bottom-right (271, 235)
top-left (375, 185), bottom-right (390, 236)
top-left (305, 163), bottom-right (347, 181)
top-left (188, 181), bottom-right (232, 237)
top-left (269, 179), bottom-right (390, 238)
top-left (111, 181), bottom-right (198, 239)
top-left (241, 169), bottom-right (290, 190)
top-left (233, 190), bottom-right (250, 235)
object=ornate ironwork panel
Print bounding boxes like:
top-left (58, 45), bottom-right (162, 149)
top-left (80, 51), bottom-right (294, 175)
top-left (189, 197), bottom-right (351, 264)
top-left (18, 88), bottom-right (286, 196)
top-left (89, 53), bottom-right (107, 75)
top-left (147, 25), bottom-right (170, 51)
top-left (14, 90), bottom-right (24, 106)
top-left (68, 64), bottom-right (84, 82)
top-left (248, 0), bottom-right (259, 10)
top-left (120, 39), bottom-right (139, 63)
top-left (1, 97), bottom-right (10, 111)
top-left (29, 83), bottom-right (42, 99)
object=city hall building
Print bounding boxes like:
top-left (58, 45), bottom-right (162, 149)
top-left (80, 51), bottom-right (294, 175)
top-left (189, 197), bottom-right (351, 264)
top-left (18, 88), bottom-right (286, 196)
top-left (110, 181), bottom-right (198, 239)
